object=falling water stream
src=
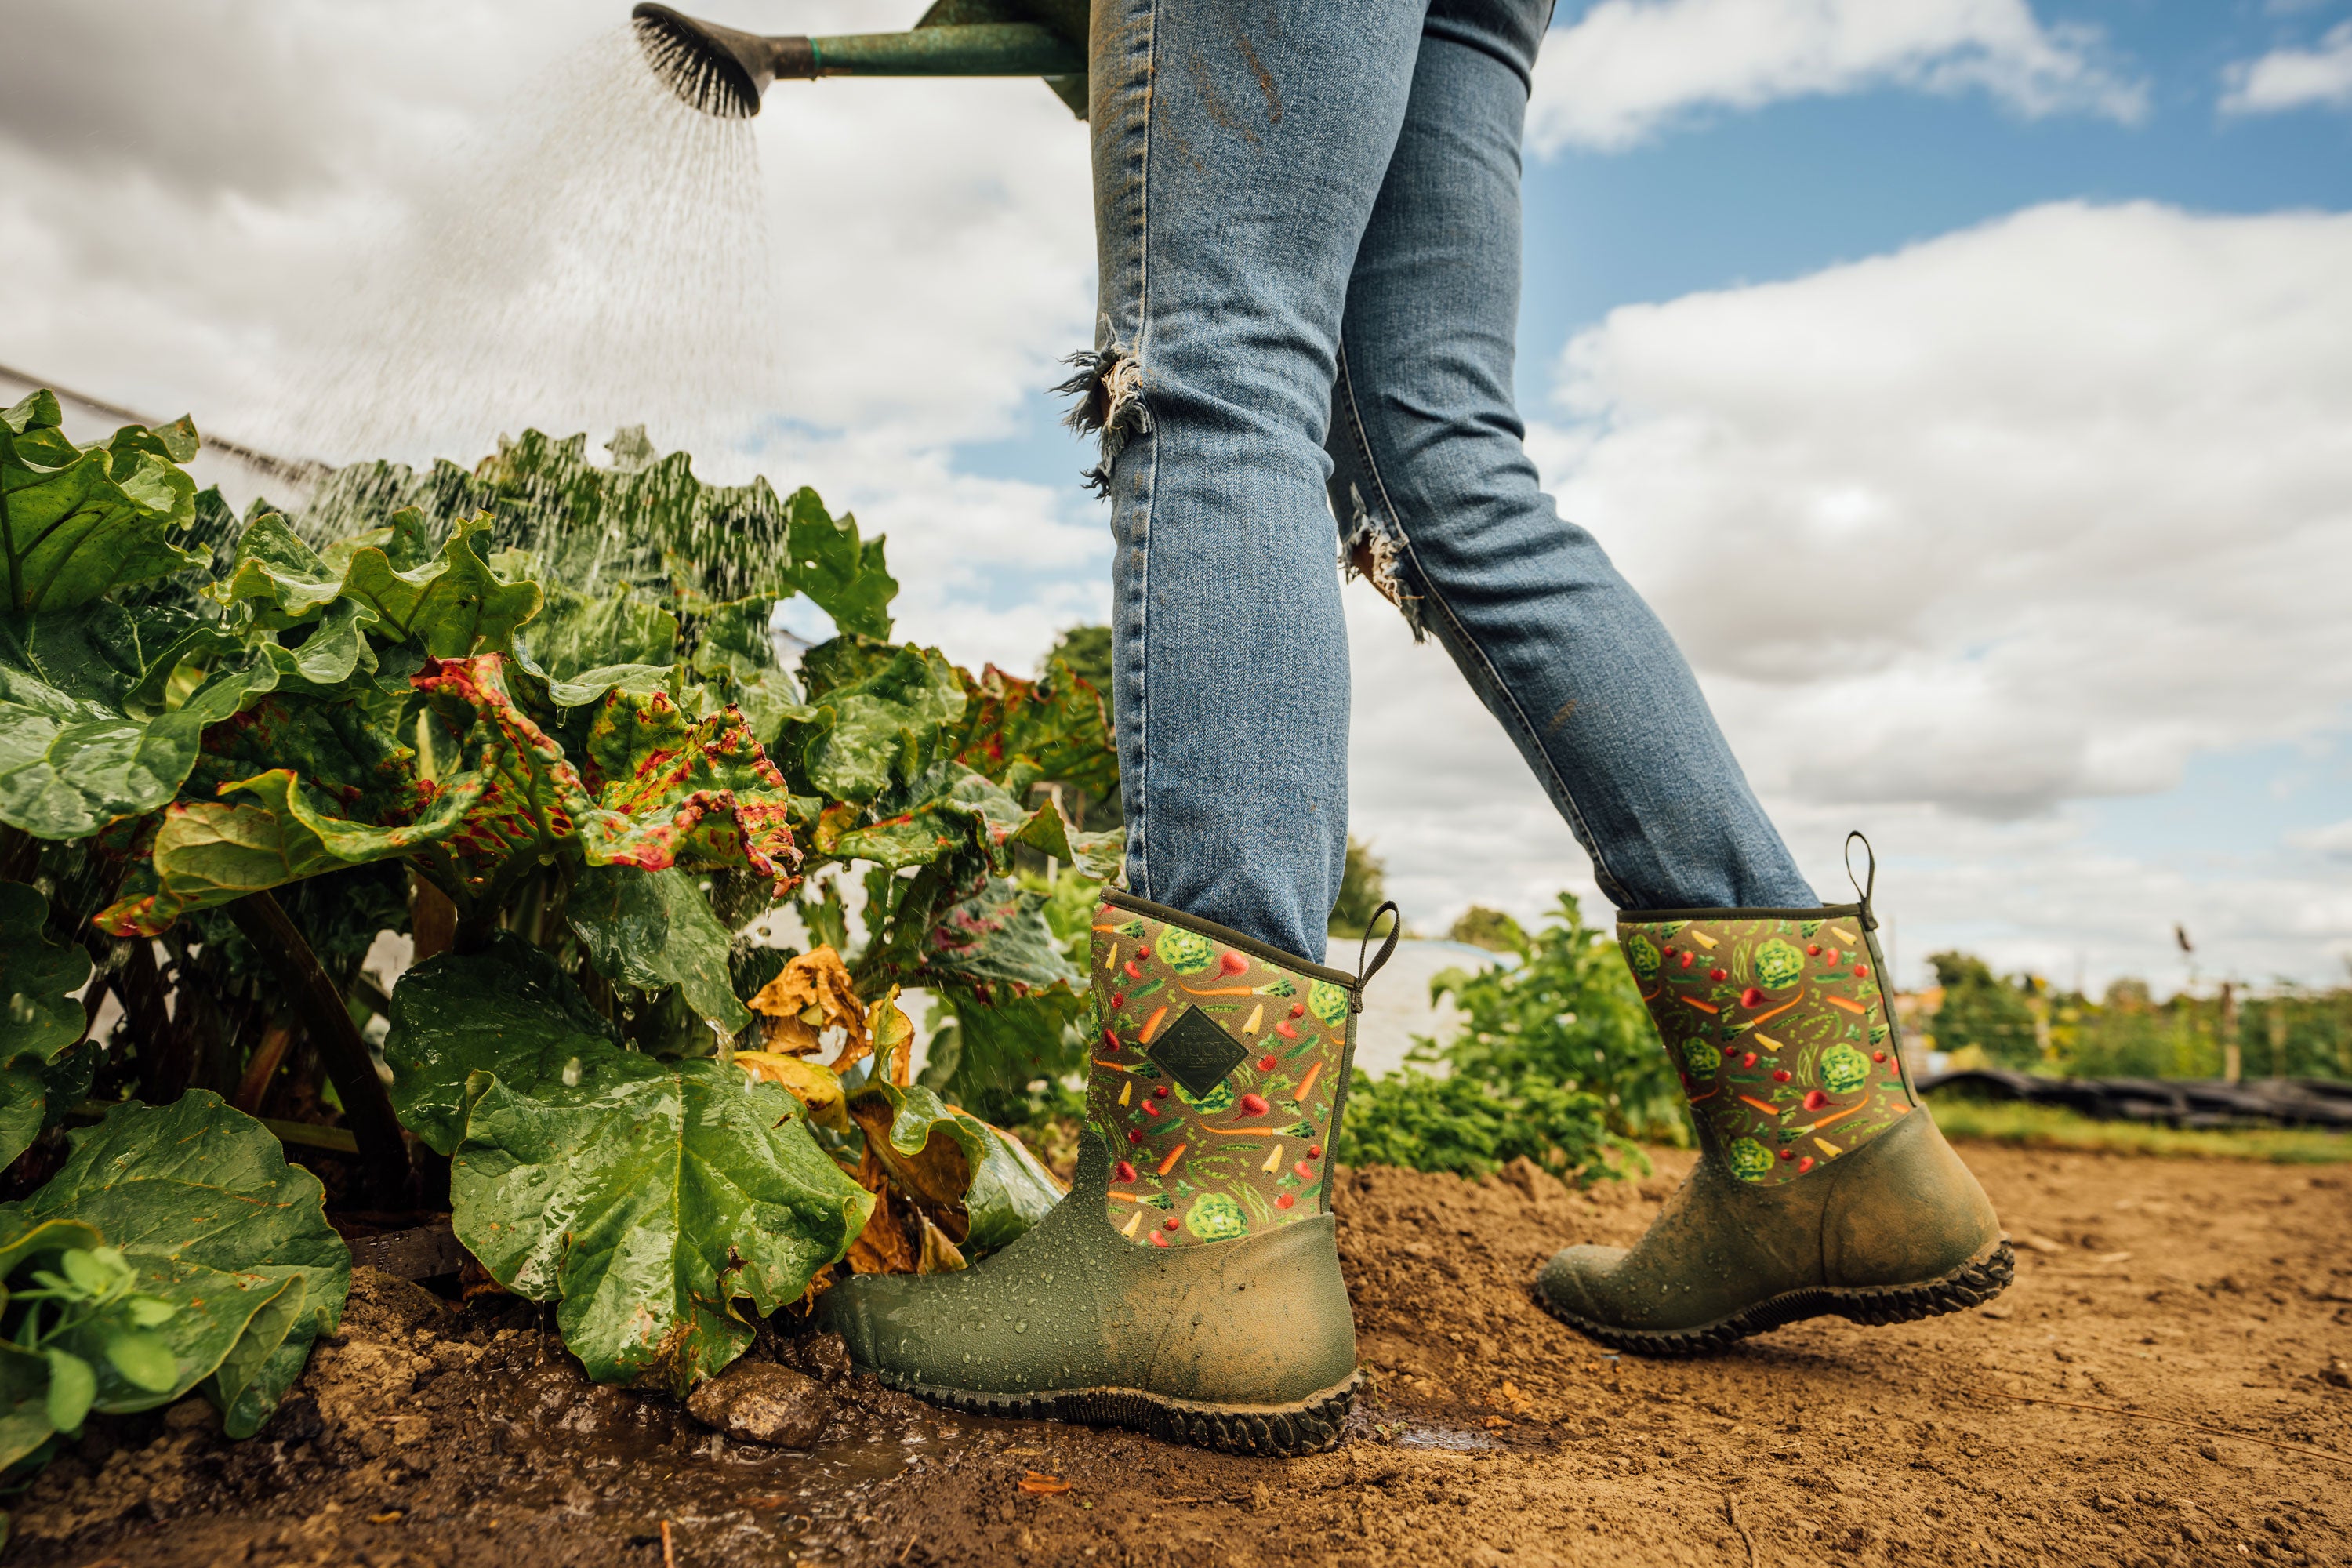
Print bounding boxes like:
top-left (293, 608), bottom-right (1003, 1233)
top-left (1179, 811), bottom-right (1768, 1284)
top-left (243, 23), bottom-right (779, 477)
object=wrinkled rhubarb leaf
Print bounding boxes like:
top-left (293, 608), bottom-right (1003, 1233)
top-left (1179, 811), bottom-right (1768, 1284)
top-left (0, 392), bottom-right (204, 613)
top-left (923, 876), bottom-right (1083, 996)
top-left (299, 429), bottom-right (897, 638)
top-left (517, 586), bottom-right (678, 678)
top-left (386, 938), bottom-right (872, 1392)
top-left (97, 653), bottom-right (799, 935)
top-left (948, 655), bottom-right (1119, 801)
top-left (222, 510), bottom-right (540, 659)
top-left (11, 1094), bottom-right (349, 1436)
top-left (565, 864), bottom-right (753, 1039)
top-left (0, 882), bottom-right (93, 1168)
top-left (845, 1081), bottom-right (1065, 1254)
top-left (0, 601), bottom-right (282, 840)
top-left (383, 936), bottom-right (619, 1156)
top-left (785, 642), bottom-right (966, 805)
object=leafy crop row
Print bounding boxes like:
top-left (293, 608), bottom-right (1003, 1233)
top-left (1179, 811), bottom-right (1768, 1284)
top-left (0, 388), bottom-right (1119, 1505)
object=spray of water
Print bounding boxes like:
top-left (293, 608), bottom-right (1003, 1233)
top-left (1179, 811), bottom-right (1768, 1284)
top-left (241, 23), bottom-right (778, 479)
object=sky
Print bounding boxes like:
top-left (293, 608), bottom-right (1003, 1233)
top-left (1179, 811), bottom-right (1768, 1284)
top-left (2, 0), bottom-right (2349, 994)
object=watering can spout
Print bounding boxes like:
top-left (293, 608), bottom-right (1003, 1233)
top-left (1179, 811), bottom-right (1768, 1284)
top-left (631, 2), bottom-right (1090, 120)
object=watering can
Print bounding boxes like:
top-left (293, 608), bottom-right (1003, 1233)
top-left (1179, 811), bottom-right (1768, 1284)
top-left (632, 0), bottom-right (1091, 118)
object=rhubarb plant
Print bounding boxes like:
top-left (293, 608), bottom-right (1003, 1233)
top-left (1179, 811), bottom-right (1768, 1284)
top-left (0, 390), bottom-right (1120, 1412)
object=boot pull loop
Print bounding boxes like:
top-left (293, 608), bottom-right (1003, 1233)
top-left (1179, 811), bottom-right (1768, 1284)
top-left (1352, 902), bottom-right (1403, 1007)
top-left (1844, 831), bottom-right (1879, 931)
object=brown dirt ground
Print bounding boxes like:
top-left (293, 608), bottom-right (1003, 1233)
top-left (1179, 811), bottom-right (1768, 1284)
top-left (15, 1141), bottom-right (2351, 1568)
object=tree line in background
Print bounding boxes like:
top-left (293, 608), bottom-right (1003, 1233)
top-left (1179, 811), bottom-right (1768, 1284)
top-left (1923, 952), bottom-right (2352, 1082)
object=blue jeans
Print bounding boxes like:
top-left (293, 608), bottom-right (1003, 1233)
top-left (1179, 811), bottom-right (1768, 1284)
top-left (1076, 0), bottom-right (1815, 961)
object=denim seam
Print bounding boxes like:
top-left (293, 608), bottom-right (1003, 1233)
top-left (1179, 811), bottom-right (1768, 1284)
top-left (1333, 347), bottom-right (1635, 907)
top-left (1128, 0), bottom-right (1160, 902)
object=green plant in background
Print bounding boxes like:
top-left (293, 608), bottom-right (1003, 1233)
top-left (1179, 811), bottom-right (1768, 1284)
top-left (1926, 951), bottom-right (2042, 1069)
top-left (1338, 892), bottom-right (1669, 1181)
top-left (0, 388), bottom-right (1123, 1447)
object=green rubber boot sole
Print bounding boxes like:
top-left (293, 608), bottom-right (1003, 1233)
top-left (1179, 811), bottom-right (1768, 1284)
top-left (816, 1133), bottom-right (1362, 1457)
top-left (1536, 1109), bottom-right (2013, 1355)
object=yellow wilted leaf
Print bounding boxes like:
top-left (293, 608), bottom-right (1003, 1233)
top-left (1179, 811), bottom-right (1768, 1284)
top-left (916, 1210), bottom-right (967, 1274)
top-left (869, 985), bottom-right (915, 1087)
top-left (845, 1183), bottom-right (917, 1275)
top-left (748, 946), bottom-right (867, 1061)
top-left (735, 1051), bottom-right (850, 1132)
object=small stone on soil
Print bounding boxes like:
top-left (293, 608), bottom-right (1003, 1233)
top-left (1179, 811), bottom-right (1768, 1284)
top-left (684, 1361), bottom-right (830, 1449)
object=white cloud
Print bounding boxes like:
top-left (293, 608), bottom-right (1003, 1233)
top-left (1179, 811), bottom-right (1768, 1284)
top-left (1341, 201), bottom-right (2352, 988)
top-left (2288, 819), bottom-right (2352, 862)
top-left (2221, 21), bottom-right (2352, 114)
top-left (1528, 0), bottom-right (2144, 154)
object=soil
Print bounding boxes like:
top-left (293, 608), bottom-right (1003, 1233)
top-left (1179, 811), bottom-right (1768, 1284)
top-left (16, 1142), bottom-right (2351, 1568)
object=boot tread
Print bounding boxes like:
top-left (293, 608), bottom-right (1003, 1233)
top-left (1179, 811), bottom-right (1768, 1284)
top-left (1539, 1236), bottom-right (2015, 1357)
top-left (865, 1367), bottom-right (1361, 1456)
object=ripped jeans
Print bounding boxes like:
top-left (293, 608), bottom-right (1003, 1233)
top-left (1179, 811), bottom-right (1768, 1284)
top-left (1074, 0), bottom-right (1815, 960)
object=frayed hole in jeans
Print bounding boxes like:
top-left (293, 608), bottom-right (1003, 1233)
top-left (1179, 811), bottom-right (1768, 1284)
top-left (1339, 482), bottom-right (1425, 640)
top-left (1056, 346), bottom-right (1150, 496)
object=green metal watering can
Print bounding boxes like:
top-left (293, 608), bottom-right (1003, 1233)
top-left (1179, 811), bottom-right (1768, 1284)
top-left (632, 1), bottom-right (1091, 118)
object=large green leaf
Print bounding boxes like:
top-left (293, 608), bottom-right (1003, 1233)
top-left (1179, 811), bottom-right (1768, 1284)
top-left (845, 1080), bottom-right (1065, 1254)
top-left (383, 936), bottom-right (619, 1156)
top-left (0, 391), bottom-right (204, 613)
top-left (220, 510), bottom-right (541, 659)
top-left (0, 882), bottom-right (93, 1168)
top-left (12, 1094), bottom-right (349, 1436)
top-left (565, 864), bottom-right (754, 1039)
top-left (386, 939), bottom-right (873, 1392)
top-left (0, 601), bottom-right (282, 840)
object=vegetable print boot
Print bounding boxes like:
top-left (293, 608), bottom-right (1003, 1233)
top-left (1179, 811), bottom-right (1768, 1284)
top-left (1536, 848), bottom-right (2012, 1353)
top-left (816, 892), bottom-right (1396, 1456)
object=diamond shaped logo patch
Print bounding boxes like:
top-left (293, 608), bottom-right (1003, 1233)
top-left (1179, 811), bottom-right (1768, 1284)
top-left (1149, 1006), bottom-right (1247, 1099)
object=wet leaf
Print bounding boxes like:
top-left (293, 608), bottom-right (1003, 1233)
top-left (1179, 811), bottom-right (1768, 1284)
top-left (387, 939), bottom-right (873, 1392)
top-left (0, 881), bottom-right (93, 1167)
top-left (222, 510), bottom-right (541, 660)
top-left (0, 391), bottom-right (203, 612)
top-left (0, 601), bottom-right (285, 841)
top-left (869, 986), bottom-right (915, 1087)
top-left (734, 1051), bottom-right (848, 1132)
top-left (922, 877), bottom-right (1083, 997)
top-left (303, 430), bottom-right (896, 638)
top-left (844, 1080), bottom-right (1065, 1253)
top-left (10, 1093), bottom-right (350, 1436)
top-left (566, 864), bottom-right (753, 1039)
top-left (747, 946), bottom-right (866, 1060)
top-left (948, 655), bottom-right (1119, 802)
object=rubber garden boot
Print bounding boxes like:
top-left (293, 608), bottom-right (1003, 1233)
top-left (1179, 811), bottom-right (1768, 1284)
top-left (1536, 844), bottom-right (2013, 1353)
top-left (817, 891), bottom-right (1398, 1455)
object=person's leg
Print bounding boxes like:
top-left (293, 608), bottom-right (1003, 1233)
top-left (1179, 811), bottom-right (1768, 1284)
top-left (1328, 1), bottom-right (2011, 1350)
top-left (1076, 0), bottom-right (1431, 960)
top-left (818, 0), bottom-right (1429, 1454)
top-left (1324, 0), bottom-right (1810, 912)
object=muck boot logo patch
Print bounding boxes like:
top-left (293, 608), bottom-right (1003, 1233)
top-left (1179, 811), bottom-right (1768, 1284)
top-left (1151, 1007), bottom-right (1248, 1097)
